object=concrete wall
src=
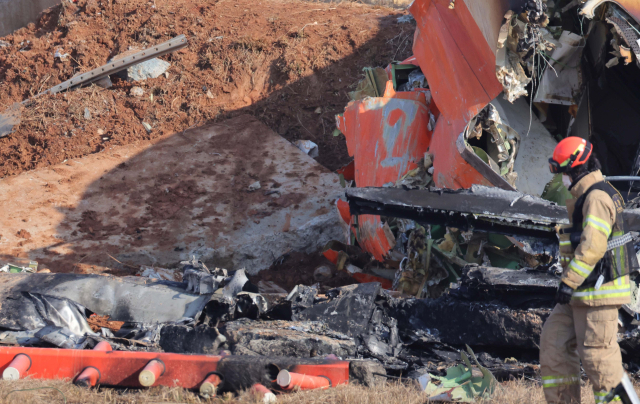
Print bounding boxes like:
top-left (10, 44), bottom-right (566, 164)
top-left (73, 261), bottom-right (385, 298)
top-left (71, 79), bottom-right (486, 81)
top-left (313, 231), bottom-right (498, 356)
top-left (0, 0), bottom-right (61, 37)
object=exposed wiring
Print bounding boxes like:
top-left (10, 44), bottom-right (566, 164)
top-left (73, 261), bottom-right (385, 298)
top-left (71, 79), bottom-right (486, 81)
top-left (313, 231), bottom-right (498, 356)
top-left (4, 387), bottom-right (67, 404)
top-left (527, 35), bottom-right (536, 136)
top-left (539, 51), bottom-right (581, 69)
top-left (538, 51), bottom-right (558, 77)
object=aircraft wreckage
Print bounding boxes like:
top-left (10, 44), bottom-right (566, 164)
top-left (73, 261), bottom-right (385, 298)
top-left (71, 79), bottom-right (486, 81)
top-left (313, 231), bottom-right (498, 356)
top-left (5, 0), bottom-right (640, 399)
top-left (332, 0), bottom-right (640, 312)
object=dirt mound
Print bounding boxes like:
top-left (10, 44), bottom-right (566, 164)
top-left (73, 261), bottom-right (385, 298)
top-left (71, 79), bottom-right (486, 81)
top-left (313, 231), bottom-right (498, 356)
top-left (0, 0), bottom-right (415, 177)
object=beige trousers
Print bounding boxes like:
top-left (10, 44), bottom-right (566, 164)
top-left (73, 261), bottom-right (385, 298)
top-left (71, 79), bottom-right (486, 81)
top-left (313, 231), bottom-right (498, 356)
top-left (540, 303), bottom-right (623, 403)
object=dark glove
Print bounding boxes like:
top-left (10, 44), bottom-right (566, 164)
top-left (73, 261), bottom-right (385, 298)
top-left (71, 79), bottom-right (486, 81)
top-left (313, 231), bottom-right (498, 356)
top-left (555, 282), bottom-right (573, 305)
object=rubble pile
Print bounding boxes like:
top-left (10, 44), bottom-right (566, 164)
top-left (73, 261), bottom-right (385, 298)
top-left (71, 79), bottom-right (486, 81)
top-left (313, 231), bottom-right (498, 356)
top-left (0, 264), bottom-right (545, 382)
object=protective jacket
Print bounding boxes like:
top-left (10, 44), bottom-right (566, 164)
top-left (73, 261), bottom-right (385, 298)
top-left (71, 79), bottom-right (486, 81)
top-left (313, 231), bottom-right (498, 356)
top-left (558, 170), bottom-right (635, 306)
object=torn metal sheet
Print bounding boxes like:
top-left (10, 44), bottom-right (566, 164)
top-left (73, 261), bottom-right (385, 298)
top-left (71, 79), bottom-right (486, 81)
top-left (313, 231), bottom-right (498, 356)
top-left (222, 269), bottom-right (251, 301)
top-left (608, 7), bottom-right (640, 56)
top-left (0, 273), bottom-right (211, 324)
top-left (463, 103), bottom-right (520, 187)
top-left (409, 0), bottom-right (510, 190)
top-left (495, 12), bottom-right (532, 103)
top-left (35, 325), bottom-right (89, 349)
top-left (335, 0), bottom-right (558, 263)
top-left (292, 283), bottom-right (381, 338)
top-left (349, 67), bottom-right (389, 100)
top-left (336, 85), bottom-right (432, 189)
top-left (534, 31), bottom-right (585, 106)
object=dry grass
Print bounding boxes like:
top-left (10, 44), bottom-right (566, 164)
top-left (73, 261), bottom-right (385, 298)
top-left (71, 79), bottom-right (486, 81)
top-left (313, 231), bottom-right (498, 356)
top-left (1, 378), bottom-right (639, 404)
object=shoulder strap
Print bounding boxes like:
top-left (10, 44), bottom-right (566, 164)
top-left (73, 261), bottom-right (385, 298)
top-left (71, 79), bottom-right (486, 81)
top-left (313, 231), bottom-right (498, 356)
top-left (571, 181), bottom-right (624, 229)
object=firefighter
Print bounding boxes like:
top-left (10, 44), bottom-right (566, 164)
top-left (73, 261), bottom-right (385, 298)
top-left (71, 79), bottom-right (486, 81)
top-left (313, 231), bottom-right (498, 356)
top-left (540, 136), bottom-right (637, 403)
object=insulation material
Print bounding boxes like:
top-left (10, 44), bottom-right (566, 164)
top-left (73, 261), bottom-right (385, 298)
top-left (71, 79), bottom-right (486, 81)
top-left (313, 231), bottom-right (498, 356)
top-left (534, 31), bottom-right (585, 106)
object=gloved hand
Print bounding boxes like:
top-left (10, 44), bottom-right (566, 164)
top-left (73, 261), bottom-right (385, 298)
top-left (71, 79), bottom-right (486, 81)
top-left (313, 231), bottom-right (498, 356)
top-left (555, 282), bottom-right (573, 305)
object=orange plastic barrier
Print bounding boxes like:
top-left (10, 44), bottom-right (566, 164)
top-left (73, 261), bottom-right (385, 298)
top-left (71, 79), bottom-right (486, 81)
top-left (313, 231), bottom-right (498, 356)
top-left (276, 370), bottom-right (330, 391)
top-left (75, 366), bottom-right (101, 387)
top-left (139, 359), bottom-right (165, 387)
top-left (251, 383), bottom-right (277, 403)
top-left (2, 354), bottom-right (31, 380)
top-left (74, 342), bottom-right (114, 387)
top-left (199, 373), bottom-right (222, 397)
top-left (0, 347), bottom-right (219, 389)
top-left (94, 341), bottom-right (113, 352)
top-left (289, 362), bottom-right (349, 386)
top-left (0, 346), bottom-right (350, 390)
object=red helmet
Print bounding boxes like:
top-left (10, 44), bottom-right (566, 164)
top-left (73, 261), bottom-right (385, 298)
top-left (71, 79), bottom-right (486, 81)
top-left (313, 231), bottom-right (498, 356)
top-left (549, 137), bottom-right (592, 174)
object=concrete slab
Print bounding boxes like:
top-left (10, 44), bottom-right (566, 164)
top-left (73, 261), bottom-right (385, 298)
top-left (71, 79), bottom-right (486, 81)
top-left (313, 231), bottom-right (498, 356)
top-left (0, 115), bottom-right (343, 275)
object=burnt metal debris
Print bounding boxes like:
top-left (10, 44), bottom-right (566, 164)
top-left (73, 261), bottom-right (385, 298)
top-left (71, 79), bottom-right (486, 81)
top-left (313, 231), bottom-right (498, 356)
top-left (0, 266), bottom-right (547, 381)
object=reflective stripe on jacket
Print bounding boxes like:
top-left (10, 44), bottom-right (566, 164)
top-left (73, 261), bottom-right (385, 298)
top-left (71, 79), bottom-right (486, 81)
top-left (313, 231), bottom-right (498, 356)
top-left (561, 170), bottom-right (631, 306)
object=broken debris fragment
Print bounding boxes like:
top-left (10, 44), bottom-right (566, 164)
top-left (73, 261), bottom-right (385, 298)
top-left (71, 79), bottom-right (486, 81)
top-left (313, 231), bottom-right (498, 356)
top-left (248, 181), bottom-right (261, 192)
top-left (293, 140), bottom-right (319, 158)
top-left (125, 58), bottom-right (171, 81)
top-left (420, 345), bottom-right (497, 402)
top-left (130, 86), bottom-right (144, 97)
